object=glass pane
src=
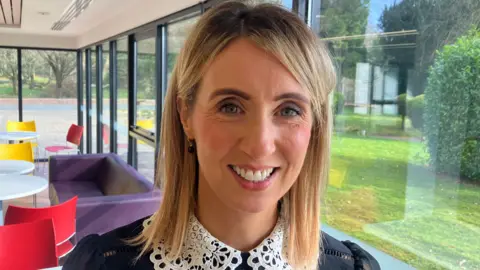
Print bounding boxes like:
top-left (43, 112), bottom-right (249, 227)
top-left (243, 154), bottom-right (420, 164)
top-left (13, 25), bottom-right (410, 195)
top-left (315, 0), bottom-right (480, 269)
top-left (21, 50), bottom-right (78, 150)
top-left (0, 49), bottom-right (18, 132)
top-left (90, 47), bottom-right (97, 153)
top-left (136, 37), bottom-right (155, 133)
top-left (117, 37), bottom-right (129, 161)
top-left (167, 16), bottom-right (199, 83)
top-left (137, 139), bottom-right (155, 182)
top-left (102, 43), bottom-right (110, 153)
top-left (82, 51), bottom-right (87, 153)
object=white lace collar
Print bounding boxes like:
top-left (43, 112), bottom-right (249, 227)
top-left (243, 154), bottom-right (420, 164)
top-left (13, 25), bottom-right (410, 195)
top-left (143, 214), bottom-right (292, 270)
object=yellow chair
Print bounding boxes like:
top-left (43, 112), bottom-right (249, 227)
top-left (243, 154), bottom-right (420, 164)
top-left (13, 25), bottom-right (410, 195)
top-left (6, 120), bottom-right (39, 156)
top-left (137, 119), bottom-right (154, 145)
top-left (6, 120), bottom-right (37, 132)
top-left (0, 142), bottom-right (34, 162)
top-left (137, 119), bottom-right (153, 130)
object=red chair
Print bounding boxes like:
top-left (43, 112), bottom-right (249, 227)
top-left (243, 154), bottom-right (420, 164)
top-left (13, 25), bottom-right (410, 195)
top-left (5, 196), bottom-right (78, 258)
top-left (103, 123), bottom-right (128, 151)
top-left (0, 219), bottom-right (58, 270)
top-left (45, 124), bottom-right (84, 154)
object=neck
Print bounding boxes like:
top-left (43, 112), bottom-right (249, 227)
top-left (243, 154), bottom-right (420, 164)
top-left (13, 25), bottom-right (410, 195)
top-left (196, 179), bottom-right (278, 251)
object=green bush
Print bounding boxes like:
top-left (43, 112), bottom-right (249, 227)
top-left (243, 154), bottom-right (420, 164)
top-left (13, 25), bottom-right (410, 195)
top-left (333, 91), bottom-right (345, 114)
top-left (397, 93), bottom-right (407, 116)
top-left (424, 29), bottom-right (480, 181)
top-left (406, 94), bottom-right (424, 130)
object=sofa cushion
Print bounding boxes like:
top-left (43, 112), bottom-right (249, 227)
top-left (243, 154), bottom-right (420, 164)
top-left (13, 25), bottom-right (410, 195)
top-left (96, 156), bottom-right (151, 196)
top-left (55, 182), bottom-right (104, 203)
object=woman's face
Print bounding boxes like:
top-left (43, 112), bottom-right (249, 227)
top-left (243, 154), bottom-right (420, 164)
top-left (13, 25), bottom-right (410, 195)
top-left (181, 38), bottom-right (313, 213)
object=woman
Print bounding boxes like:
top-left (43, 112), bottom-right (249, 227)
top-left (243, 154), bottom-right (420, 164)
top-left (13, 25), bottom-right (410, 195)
top-left (64, 1), bottom-right (380, 269)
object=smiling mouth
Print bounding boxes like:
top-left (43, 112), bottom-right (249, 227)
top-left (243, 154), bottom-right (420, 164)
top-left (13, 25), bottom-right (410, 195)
top-left (228, 165), bottom-right (279, 182)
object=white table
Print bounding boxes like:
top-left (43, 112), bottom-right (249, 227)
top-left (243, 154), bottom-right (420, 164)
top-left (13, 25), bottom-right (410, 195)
top-left (0, 131), bottom-right (39, 143)
top-left (0, 160), bottom-right (35, 175)
top-left (0, 175), bottom-right (48, 225)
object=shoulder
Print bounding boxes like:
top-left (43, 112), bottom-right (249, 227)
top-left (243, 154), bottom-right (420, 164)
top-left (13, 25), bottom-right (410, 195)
top-left (320, 232), bottom-right (381, 270)
top-left (63, 216), bottom-right (152, 270)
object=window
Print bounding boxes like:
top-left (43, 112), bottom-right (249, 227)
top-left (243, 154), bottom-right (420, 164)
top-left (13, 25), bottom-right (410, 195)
top-left (135, 36), bottom-right (156, 181)
top-left (117, 37), bottom-right (129, 161)
top-left (102, 43), bottom-right (110, 153)
top-left (0, 49), bottom-right (19, 131)
top-left (90, 47), bottom-right (98, 153)
top-left (167, 16), bottom-right (199, 83)
top-left (136, 37), bottom-right (155, 133)
top-left (315, 0), bottom-right (480, 269)
top-left (21, 50), bottom-right (77, 149)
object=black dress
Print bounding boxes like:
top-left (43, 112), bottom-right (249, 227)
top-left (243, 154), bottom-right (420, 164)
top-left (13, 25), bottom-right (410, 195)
top-left (63, 216), bottom-right (380, 270)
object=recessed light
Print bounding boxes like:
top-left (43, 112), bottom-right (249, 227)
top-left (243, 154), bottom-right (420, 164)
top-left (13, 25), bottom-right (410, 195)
top-left (38, 12), bottom-right (50, 16)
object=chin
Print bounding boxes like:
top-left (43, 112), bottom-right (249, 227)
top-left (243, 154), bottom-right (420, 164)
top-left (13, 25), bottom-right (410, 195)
top-left (228, 196), bottom-right (277, 214)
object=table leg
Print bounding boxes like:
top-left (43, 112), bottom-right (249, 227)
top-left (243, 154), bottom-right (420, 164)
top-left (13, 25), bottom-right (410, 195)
top-left (34, 194), bottom-right (37, 207)
top-left (0, 200), bottom-right (3, 225)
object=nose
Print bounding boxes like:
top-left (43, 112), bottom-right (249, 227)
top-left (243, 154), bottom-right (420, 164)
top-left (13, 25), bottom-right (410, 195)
top-left (238, 115), bottom-right (276, 160)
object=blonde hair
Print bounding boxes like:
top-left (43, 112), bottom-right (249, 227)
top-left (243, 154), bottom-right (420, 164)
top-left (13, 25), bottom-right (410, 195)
top-left (132, 1), bottom-right (336, 268)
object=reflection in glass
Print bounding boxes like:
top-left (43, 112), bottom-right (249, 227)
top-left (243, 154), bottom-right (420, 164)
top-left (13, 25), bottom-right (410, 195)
top-left (136, 37), bottom-right (156, 133)
top-left (316, 0), bottom-right (480, 269)
top-left (102, 43), bottom-right (111, 153)
top-left (117, 38), bottom-right (129, 161)
top-left (167, 16), bottom-right (199, 83)
top-left (91, 47), bottom-right (98, 153)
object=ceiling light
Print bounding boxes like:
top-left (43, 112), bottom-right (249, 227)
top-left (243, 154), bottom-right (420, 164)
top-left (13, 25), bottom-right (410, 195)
top-left (51, 0), bottom-right (95, 31)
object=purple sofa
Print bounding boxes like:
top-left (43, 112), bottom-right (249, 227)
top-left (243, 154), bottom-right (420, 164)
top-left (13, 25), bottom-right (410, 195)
top-left (48, 153), bottom-right (161, 240)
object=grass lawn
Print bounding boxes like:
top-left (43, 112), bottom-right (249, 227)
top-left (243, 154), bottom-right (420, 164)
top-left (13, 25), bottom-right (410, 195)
top-left (326, 135), bottom-right (480, 269)
top-left (335, 113), bottom-right (423, 138)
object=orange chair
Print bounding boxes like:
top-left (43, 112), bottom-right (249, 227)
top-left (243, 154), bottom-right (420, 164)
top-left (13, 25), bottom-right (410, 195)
top-left (5, 196), bottom-right (78, 258)
top-left (0, 219), bottom-right (58, 270)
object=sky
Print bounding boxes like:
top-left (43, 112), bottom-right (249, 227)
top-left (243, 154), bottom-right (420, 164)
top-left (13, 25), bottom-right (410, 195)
top-left (368, 0), bottom-right (403, 30)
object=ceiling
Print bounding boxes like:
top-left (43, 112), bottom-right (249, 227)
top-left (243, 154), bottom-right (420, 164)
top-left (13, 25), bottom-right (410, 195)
top-left (0, 0), bottom-right (22, 27)
top-left (0, 0), bottom-right (198, 49)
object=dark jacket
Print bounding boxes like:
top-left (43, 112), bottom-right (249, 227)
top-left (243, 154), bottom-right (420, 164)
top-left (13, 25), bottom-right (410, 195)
top-left (63, 216), bottom-right (381, 270)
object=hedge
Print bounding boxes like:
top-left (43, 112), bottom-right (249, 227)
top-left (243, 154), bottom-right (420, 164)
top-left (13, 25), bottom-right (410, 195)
top-left (423, 29), bottom-right (480, 181)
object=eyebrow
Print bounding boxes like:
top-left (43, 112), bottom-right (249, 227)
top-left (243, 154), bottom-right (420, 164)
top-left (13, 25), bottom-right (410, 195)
top-left (209, 88), bottom-right (309, 104)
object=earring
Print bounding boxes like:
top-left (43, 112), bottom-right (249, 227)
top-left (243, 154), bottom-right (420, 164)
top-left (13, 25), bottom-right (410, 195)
top-left (188, 140), bottom-right (195, 153)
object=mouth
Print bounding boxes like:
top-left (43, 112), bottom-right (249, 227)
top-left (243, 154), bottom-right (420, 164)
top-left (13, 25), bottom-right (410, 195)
top-left (228, 165), bottom-right (279, 183)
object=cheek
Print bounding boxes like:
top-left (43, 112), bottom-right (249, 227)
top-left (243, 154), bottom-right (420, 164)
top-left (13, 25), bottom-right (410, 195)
top-left (281, 123), bottom-right (312, 166)
top-left (193, 113), bottom-right (234, 159)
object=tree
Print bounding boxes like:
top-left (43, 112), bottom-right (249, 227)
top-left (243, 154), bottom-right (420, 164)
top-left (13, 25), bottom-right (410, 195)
top-left (423, 29), bottom-right (480, 181)
top-left (38, 51), bottom-right (77, 98)
top-left (0, 49), bottom-right (18, 95)
top-left (319, 0), bottom-right (370, 79)
top-left (379, 0), bottom-right (480, 96)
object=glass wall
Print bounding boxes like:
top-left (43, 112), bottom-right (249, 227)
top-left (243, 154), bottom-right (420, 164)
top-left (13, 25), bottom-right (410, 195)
top-left (0, 49), bottom-right (19, 132)
top-left (90, 46), bottom-right (98, 153)
top-left (117, 37), bottom-right (129, 161)
top-left (315, 0), bottom-right (480, 269)
top-left (21, 50), bottom-right (77, 149)
top-left (102, 43), bottom-right (110, 153)
top-left (135, 36), bottom-right (156, 181)
top-left (136, 37), bottom-right (156, 132)
top-left (167, 16), bottom-right (199, 83)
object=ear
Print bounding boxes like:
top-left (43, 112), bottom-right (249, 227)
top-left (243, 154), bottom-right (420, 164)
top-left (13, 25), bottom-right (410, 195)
top-left (177, 97), bottom-right (194, 140)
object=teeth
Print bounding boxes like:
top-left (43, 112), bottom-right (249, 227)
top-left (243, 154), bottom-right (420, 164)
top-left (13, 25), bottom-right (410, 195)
top-left (231, 165), bottom-right (275, 182)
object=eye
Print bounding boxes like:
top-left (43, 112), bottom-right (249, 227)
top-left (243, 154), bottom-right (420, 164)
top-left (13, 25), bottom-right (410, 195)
top-left (279, 106), bottom-right (301, 117)
top-left (220, 103), bottom-right (242, 114)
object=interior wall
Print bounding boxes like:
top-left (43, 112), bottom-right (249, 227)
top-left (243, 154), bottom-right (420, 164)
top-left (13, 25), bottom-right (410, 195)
top-left (0, 32), bottom-right (77, 49)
